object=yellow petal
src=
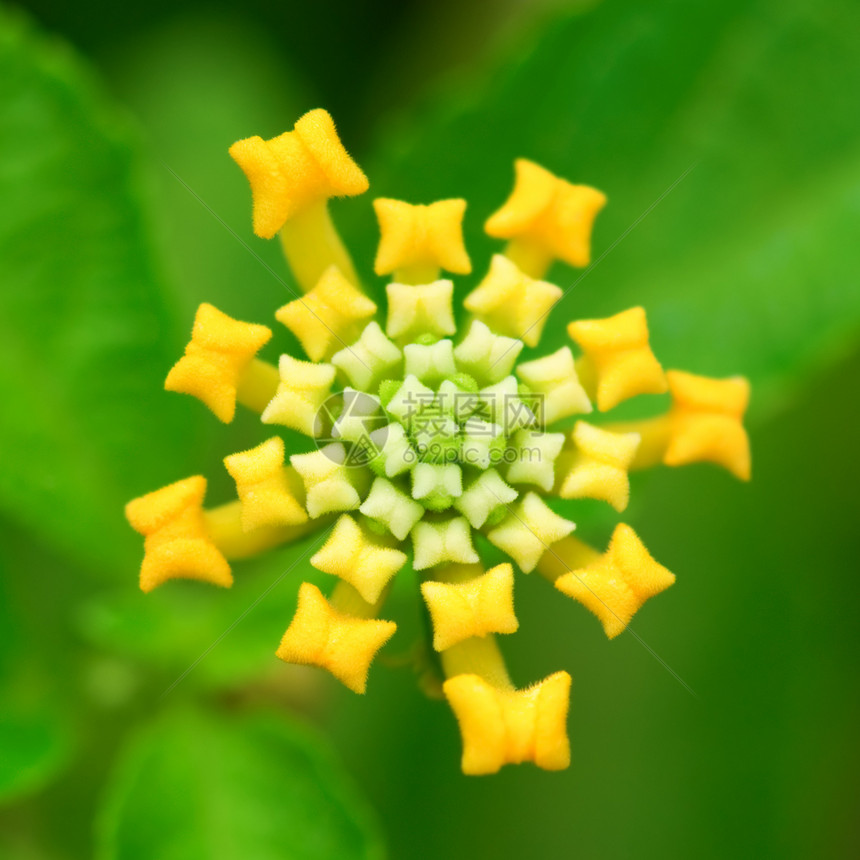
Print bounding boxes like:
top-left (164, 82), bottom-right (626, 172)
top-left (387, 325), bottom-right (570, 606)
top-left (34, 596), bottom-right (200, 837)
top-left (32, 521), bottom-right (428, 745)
top-left (385, 280), bottom-right (456, 341)
top-left (567, 306), bottom-right (667, 411)
top-left (290, 444), bottom-right (362, 518)
top-left (311, 514), bottom-right (407, 604)
top-left (261, 354), bottom-right (336, 436)
top-left (453, 320), bottom-right (523, 385)
top-left (331, 322), bottom-right (402, 392)
top-left (275, 265), bottom-right (377, 362)
top-left (486, 492), bottom-right (575, 573)
top-left (464, 254), bottom-right (562, 347)
top-left (125, 476), bottom-right (231, 593)
top-left (664, 370), bottom-right (751, 480)
top-left (276, 582), bottom-right (395, 693)
top-left (422, 563), bottom-right (518, 652)
top-left (359, 477), bottom-right (425, 541)
top-left (486, 159), bottom-right (606, 269)
top-left (230, 108), bottom-right (368, 239)
top-left (164, 303), bottom-right (272, 423)
top-left (516, 346), bottom-right (591, 425)
top-left (373, 198), bottom-right (471, 277)
top-left (223, 437), bottom-right (308, 531)
top-left (556, 421), bottom-right (640, 511)
top-left (443, 670), bottom-right (571, 774)
top-left (554, 523), bottom-right (675, 638)
top-left (412, 517), bottom-right (480, 570)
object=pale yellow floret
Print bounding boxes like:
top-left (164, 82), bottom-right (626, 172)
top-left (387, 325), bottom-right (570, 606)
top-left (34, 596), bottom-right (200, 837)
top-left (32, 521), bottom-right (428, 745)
top-left (332, 389), bottom-right (384, 444)
top-left (164, 303), bottom-right (272, 423)
top-left (331, 322), bottom-right (402, 391)
top-left (453, 320), bottom-right (523, 385)
top-left (125, 476), bottom-right (231, 593)
top-left (412, 463), bottom-right (463, 501)
top-left (485, 158), bottom-right (606, 277)
top-left (421, 563), bottom-right (518, 652)
top-left (359, 477), bottom-right (425, 540)
top-left (403, 340), bottom-right (457, 385)
top-left (516, 346), bottom-right (592, 425)
top-left (505, 429), bottom-right (566, 492)
top-left (290, 444), bottom-right (365, 518)
top-left (368, 423), bottom-right (418, 477)
top-left (229, 108), bottom-right (368, 240)
top-left (261, 354), bottom-right (336, 437)
top-left (556, 421), bottom-right (640, 512)
top-left (310, 514), bottom-right (407, 604)
top-left (464, 254), bottom-right (562, 347)
top-left (486, 492), bottom-right (575, 573)
top-left (443, 670), bottom-right (572, 774)
top-left (454, 469), bottom-right (518, 528)
top-left (223, 437), bottom-right (308, 531)
top-left (479, 376), bottom-right (536, 434)
top-left (553, 523), bottom-right (675, 639)
top-left (276, 582), bottom-right (395, 693)
top-left (567, 306), bottom-right (667, 411)
top-left (373, 198), bottom-right (471, 283)
top-left (386, 280), bottom-right (456, 341)
top-left (275, 265), bottom-right (377, 362)
top-left (460, 418), bottom-right (505, 471)
top-left (664, 370), bottom-right (751, 480)
top-left (385, 374), bottom-right (435, 425)
top-left (412, 517), bottom-right (480, 570)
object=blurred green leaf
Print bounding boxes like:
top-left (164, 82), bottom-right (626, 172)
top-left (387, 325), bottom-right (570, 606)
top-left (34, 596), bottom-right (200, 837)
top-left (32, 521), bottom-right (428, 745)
top-left (0, 7), bottom-right (205, 575)
top-left (97, 708), bottom-right (385, 860)
top-left (357, 0), bottom-right (860, 419)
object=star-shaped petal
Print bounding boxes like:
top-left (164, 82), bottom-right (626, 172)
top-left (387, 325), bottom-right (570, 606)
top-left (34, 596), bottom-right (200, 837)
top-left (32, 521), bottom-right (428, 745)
top-left (290, 444), bottom-right (363, 519)
top-left (373, 198), bottom-right (471, 279)
top-left (386, 280), bottom-right (456, 341)
top-left (260, 354), bottom-right (336, 436)
top-left (464, 254), bottom-right (562, 347)
top-left (516, 346), bottom-right (592, 425)
top-left (486, 492), bottom-right (575, 573)
top-left (275, 265), bottom-right (377, 362)
top-left (310, 514), bottom-right (407, 604)
top-left (223, 437), bottom-right (308, 531)
top-left (331, 322), bottom-right (402, 392)
top-left (276, 582), bottom-right (396, 693)
top-left (411, 517), bottom-right (480, 570)
top-left (359, 477), bottom-right (424, 540)
top-left (556, 421), bottom-right (640, 512)
top-left (664, 370), bottom-right (751, 480)
top-left (552, 523), bottom-right (675, 638)
top-left (421, 563), bottom-right (518, 652)
top-left (230, 109), bottom-right (369, 239)
top-left (567, 306), bottom-right (668, 411)
top-left (485, 158), bottom-right (606, 271)
top-left (125, 476), bottom-right (232, 593)
top-left (164, 303), bottom-right (272, 423)
top-left (443, 670), bottom-right (571, 774)
top-left (453, 320), bottom-right (523, 385)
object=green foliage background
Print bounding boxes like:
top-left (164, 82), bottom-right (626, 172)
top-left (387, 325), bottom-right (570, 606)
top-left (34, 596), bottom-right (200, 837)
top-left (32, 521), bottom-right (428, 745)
top-left (1, 0), bottom-right (858, 857)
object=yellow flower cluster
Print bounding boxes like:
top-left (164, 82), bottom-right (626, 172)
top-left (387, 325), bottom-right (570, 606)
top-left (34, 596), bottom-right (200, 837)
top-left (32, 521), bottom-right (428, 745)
top-left (126, 109), bottom-right (751, 774)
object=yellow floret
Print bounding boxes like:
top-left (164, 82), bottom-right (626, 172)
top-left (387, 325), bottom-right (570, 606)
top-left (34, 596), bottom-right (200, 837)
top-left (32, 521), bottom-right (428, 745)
top-left (260, 354), bottom-right (336, 436)
top-left (485, 159), bottom-right (606, 276)
top-left (567, 306), bottom-right (667, 411)
top-left (229, 108), bottom-right (368, 240)
top-left (664, 370), bottom-right (751, 480)
top-left (385, 280), bottom-right (456, 341)
top-left (486, 492), bottom-right (575, 573)
top-left (223, 437), bottom-right (308, 531)
top-left (443, 671), bottom-right (571, 774)
top-left (516, 346), bottom-right (592, 425)
top-left (373, 198), bottom-right (471, 283)
top-left (310, 514), bottom-right (407, 604)
top-left (464, 254), bottom-right (562, 347)
top-left (275, 265), bottom-right (377, 362)
top-left (164, 303), bottom-right (272, 423)
top-left (421, 563), bottom-right (518, 652)
top-left (125, 476), bottom-right (232, 593)
top-left (553, 523), bottom-right (675, 639)
top-left (276, 582), bottom-right (396, 693)
top-left (290, 444), bottom-right (364, 519)
top-left (556, 421), bottom-right (640, 512)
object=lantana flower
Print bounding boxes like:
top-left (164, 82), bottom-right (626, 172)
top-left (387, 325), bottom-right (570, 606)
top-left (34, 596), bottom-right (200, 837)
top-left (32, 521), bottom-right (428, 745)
top-left (126, 109), bottom-right (751, 775)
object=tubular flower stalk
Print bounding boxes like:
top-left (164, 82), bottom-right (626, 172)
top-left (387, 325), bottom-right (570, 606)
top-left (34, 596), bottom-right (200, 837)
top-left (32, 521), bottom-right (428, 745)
top-left (126, 109), bottom-right (751, 775)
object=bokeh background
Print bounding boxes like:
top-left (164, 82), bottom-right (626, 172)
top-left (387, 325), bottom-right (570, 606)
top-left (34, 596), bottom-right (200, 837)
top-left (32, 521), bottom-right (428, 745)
top-left (2, 0), bottom-right (859, 858)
